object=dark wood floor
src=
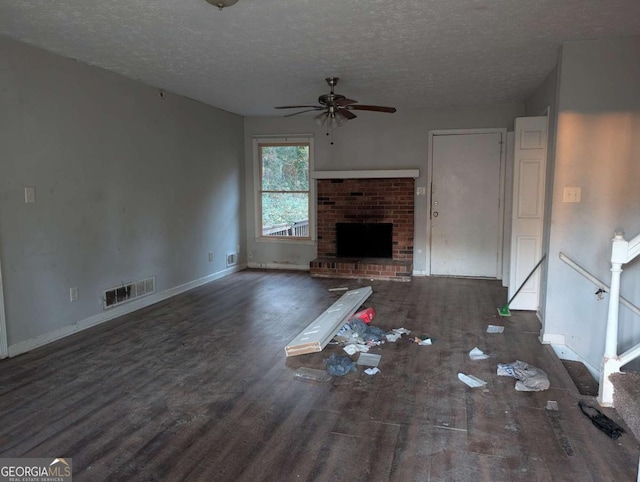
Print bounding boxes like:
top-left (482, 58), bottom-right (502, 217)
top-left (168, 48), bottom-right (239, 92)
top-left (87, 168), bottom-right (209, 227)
top-left (1, 270), bottom-right (638, 481)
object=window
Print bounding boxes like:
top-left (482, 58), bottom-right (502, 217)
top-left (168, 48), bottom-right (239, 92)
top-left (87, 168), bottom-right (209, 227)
top-left (255, 137), bottom-right (314, 240)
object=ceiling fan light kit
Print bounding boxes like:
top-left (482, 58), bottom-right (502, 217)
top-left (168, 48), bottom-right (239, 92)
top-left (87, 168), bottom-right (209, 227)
top-left (205, 0), bottom-right (239, 10)
top-left (275, 77), bottom-right (396, 127)
top-left (314, 110), bottom-right (348, 128)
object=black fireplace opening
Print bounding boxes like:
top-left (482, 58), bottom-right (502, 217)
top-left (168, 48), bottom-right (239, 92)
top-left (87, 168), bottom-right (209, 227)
top-left (336, 223), bottom-right (393, 258)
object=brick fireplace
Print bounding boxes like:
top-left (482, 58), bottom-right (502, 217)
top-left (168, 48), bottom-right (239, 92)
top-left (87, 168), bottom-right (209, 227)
top-left (310, 177), bottom-right (414, 281)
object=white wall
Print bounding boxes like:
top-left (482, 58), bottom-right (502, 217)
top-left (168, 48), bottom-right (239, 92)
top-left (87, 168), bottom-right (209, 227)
top-left (244, 104), bottom-right (524, 272)
top-left (0, 36), bottom-right (245, 353)
top-left (542, 36), bottom-right (640, 372)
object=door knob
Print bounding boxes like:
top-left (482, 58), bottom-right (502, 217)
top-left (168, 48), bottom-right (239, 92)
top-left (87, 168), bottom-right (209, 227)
top-left (433, 211), bottom-right (439, 217)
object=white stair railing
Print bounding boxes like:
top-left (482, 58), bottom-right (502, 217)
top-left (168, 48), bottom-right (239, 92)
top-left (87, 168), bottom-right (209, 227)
top-left (599, 231), bottom-right (640, 407)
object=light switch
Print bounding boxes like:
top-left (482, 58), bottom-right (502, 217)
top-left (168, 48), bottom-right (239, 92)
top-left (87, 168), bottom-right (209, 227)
top-left (563, 187), bottom-right (581, 203)
top-left (416, 187), bottom-right (426, 196)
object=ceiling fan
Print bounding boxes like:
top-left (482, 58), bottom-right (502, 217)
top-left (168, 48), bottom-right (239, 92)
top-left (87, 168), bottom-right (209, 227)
top-left (274, 77), bottom-right (396, 127)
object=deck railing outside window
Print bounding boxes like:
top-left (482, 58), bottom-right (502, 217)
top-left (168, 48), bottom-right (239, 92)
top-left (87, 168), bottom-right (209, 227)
top-left (263, 219), bottom-right (309, 237)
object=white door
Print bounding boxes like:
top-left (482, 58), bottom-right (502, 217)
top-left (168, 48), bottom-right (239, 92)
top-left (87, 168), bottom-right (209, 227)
top-left (430, 131), bottom-right (504, 277)
top-left (508, 116), bottom-right (548, 310)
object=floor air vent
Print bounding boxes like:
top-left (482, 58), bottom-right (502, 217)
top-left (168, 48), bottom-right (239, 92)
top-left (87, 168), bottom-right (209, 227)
top-left (104, 276), bottom-right (155, 309)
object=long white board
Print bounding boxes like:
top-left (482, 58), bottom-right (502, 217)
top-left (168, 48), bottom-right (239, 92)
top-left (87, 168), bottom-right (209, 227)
top-left (284, 286), bottom-right (373, 357)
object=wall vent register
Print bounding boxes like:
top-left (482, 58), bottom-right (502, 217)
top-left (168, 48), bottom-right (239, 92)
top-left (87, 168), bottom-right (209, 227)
top-left (104, 277), bottom-right (155, 309)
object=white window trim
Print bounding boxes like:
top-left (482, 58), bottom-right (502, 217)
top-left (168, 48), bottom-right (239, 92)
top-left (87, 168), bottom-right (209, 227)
top-left (253, 136), bottom-right (315, 245)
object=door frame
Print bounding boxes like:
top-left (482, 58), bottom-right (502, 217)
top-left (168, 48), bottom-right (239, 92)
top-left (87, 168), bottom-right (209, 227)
top-left (426, 128), bottom-right (507, 277)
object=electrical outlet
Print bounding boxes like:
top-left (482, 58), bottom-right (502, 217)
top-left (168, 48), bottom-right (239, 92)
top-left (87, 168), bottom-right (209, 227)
top-left (248, 251), bottom-right (253, 259)
top-left (563, 187), bottom-right (581, 203)
top-left (24, 187), bottom-right (36, 204)
top-left (69, 287), bottom-right (79, 302)
top-left (208, 252), bottom-right (214, 262)
top-left (416, 187), bottom-right (426, 196)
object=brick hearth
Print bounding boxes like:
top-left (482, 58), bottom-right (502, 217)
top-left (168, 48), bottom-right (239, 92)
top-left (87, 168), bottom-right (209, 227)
top-left (310, 177), bottom-right (414, 281)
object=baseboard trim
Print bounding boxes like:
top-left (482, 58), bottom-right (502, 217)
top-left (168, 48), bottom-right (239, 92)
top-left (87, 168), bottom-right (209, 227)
top-left (7, 264), bottom-right (246, 357)
top-left (540, 333), bottom-right (565, 345)
top-left (247, 262), bottom-right (309, 271)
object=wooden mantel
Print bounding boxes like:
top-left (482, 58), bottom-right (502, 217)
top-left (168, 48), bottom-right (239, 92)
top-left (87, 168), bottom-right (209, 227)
top-left (311, 169), bottom-right (419, 179)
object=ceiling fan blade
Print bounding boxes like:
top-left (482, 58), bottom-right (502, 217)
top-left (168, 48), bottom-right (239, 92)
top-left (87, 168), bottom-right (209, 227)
top-left (284, 108), bottom-right (323, 117)
top-left (348, 105), bottom-right (397, 113)
top-left (335, 98), bottom-right (358, 107)
top-left (337, 108), bottom-right (357, 120)
top-left (275, 105), bottom-right (322, 110)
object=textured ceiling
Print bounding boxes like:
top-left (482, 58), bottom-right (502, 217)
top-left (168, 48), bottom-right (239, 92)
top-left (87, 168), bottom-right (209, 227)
top-left (1, 0), bottom-right (640, 116)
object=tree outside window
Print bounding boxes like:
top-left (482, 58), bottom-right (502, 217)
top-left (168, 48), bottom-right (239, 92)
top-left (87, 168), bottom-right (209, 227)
top-left (259, 142), bottom-right (311, 238)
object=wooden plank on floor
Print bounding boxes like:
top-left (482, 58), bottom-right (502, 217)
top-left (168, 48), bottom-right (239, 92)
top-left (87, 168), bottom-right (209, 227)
top-left (285, 286), bottom-right (372, 356)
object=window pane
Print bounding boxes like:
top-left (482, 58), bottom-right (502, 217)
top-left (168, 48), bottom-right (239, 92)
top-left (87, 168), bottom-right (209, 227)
top-left (262, 192), bottom-right (309, 237)
top-left (261, 145), bottom-right (309, 191)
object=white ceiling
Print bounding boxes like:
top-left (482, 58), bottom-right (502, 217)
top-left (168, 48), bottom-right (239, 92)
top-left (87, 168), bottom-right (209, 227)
top-left (1, 0), bottom-right (640, 117)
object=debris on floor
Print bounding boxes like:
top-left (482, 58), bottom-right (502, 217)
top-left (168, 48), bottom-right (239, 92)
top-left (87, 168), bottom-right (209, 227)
top-left (352, 307), bottom-right (376, 324)
top-left (546, 400), bottom-right (559, 411)
top-left (291, 297), bottom-right (414, 379)
top-left (578, 401), bottom-right (625, 440)
top-left (293, 367), bottom-right (332, 383)
top-left (357, 353), bottom-right (382, 367)
top-left (385, 327), bottom-right (411, 342)
top-left (469, 347), bottom-right (490, 360)
top-left (458, 373), bottom-right (487, 388)
top-left (386, 332), bottom-right (401, 342)
top-left (335, 318), bottom-right (386, 346)
top-left (497, 360), bottom-right (550, 391)
top-left (487, 324), bottom-right (505, 334)
top-left (285, 286), bottom-right (373, 357)
top-left (324, 353), bottom-right (357, 376)
top-left (343, 343), bottom-right (369, 355)
top-left (412, 335), bottom-right (433, 346)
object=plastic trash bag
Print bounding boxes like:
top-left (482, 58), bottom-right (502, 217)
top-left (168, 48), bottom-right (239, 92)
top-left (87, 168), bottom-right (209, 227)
top-left (578, 401), bottom-right (625, 440)
top-left (497, 360), bottom-right (550, 391)
top-left (348, 318), bottom-right (385, 342)
top-left (324, 353), bottom-right (357, 376)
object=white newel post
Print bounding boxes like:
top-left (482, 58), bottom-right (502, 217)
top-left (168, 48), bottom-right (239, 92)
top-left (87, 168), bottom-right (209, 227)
top-left (599, 232), bottom-right (629, 406)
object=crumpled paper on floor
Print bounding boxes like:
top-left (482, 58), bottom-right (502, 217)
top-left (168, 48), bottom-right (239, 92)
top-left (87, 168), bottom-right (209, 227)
top-left (343, 343), bottom-right (370, 355)
top-left (497, 360), bottom-right (550, 391)
top-left (458, 373), bottom-right (487, 388)
top-left (385, 328), bottom-right (411, 342)
top-left (469, 347), bottom-right (490, 360)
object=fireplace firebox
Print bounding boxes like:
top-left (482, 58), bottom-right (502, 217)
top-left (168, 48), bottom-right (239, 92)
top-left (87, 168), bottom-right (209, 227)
top-left (336, 223), bottom-right (393, 258)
